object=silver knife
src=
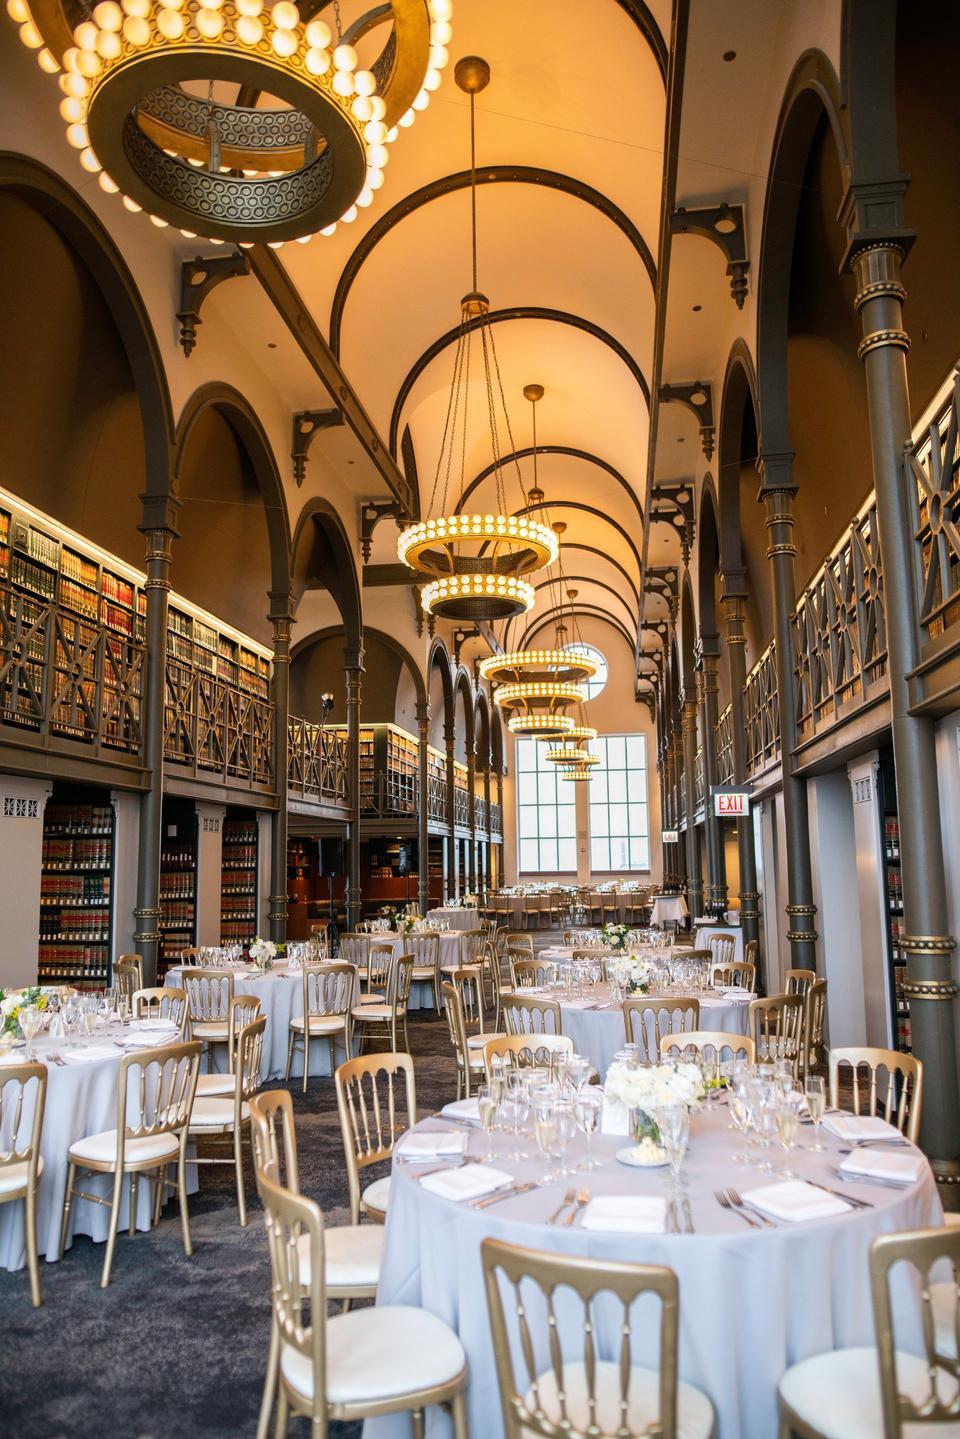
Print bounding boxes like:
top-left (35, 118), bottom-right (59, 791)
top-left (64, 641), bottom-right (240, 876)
top-left (682, 1194), bottom-right (695, 1233)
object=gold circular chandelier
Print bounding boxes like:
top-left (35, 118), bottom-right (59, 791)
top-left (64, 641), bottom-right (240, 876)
top-left (8, 0), bottom-right (451, 243)
top-left (479, 647), bottom-right (597, 688)
top-left (507, 712), bottom-right (575, 739)
top-left (561, 765), bottom-right (597, 783)
top-left (544, 724), bottom-right (598, 766)
top-left (397, 56), bottom-right (556, 621)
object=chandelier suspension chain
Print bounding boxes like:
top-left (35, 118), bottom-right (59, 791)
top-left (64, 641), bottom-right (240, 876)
top-left (469, 88), bottom-right (478, 294)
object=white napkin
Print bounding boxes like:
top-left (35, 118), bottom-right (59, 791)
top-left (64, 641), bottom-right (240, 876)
top-left (581, 1196), bottom-right (666, 1233)
top-left (821, 1114), bottom-right (902, 1142)
top-left (121, 1028), bottom-right (180, 1049)
top-left (134, 1017), bottom-right (181, 1031)
top-left (839, 1148), bottom-right (925, 1184)
top-left (396, 1131), bottom-right (468, 1161)
top-left (418, 1163), bottom-right (514, 1202)
top-left (64, 1045), bottom-right (119, 1064)
top-left (561, 999), bottom-right (598, 1011)
top-left (741, 1179), bottom-right (850, 1221)
top-left (441, 1097), bottom-right (481, 1124)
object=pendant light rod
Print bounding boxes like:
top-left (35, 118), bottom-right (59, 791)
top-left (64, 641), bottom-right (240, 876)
top-left (454, 55), bottom-right (490, 297)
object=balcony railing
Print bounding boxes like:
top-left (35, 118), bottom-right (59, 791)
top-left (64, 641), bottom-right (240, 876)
top-left (715, 704), bottom-right (734, 786)
top-left (909, 370), bottom-right (960, 644)
top-left (694, 744), bottom-right (704, 812)
top-left (454, 783), bottom-right (470, 828)
top-left (286, 715), bottom-right (349, 805)
top-left (793, 494), bottom-right (888, 743)
top-left (0, 585), bottom-right (144, 755)
top-left (489, 800), bottom-right (503, 837)
top-left (744, 643), bottom-right (780, 777)
top-left (428, 771), bottom-right (447, 824)
top-left (475, 795), bottom-right (488, 832)
top-left (164, 657), bottom-right (273, 785)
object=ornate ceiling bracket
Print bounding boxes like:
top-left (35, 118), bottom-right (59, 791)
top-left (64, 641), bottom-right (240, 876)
top-left (453, 627), bottom-right (481, 664)
top-left (669, 203), bottom-right (749, 308)
top-left (360, 499), bottom-right (403, 560)
top-left (636, 691), bottom-right (657, 720)
top-left (644, 565), bottom-right (680, 622)
top-left (292, 409), bottom-right (344, 488)
top-left (658, 381), bottom-right (715, 460)
top-left (651, 480), bottom-right (696, 564)
top-left (176, 252), bottom-right (250, 358)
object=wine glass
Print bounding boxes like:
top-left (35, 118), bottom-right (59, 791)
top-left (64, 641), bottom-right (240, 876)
top-left (804, 1075), bottom-right (826, 1151)
top-left (574, 1089), bottom-right (602, 1170)
top-left (18, 1005), bottom-right (40, 1061)
top-left (775, 1090), bottom-right (803, 1178)
top-left (554, 1097), bottom-right (577, 1178)
top-left (534, 1101), bottom-right (559, 1182)
top-left (476, 1084), bottom-right (498, 1162)
top-left (564, 1054), bottom-right (592, 1095)
top-left (654, 1103), bottom-right (689, 1182)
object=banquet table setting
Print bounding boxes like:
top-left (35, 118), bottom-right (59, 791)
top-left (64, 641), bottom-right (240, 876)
top-left (367, 1075), bottom-right (943, 1439)
top-left (426, 907), bottom-right (481, 931)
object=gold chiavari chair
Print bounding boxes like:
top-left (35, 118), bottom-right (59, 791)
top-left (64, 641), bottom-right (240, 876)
top-left (510, 956), bottom-right (557, 990)
top-left (701, 934), bottom-right (736, 969)
top-left (454, 926), bottom-right (485, 978)
top-left (659, 1030), bottom-right (756, 1066)
top-left (308, 921), bottom-right (330, 957)
top-left (749, 993), bottom-right (804, 1075)
top-left (339, 932), bottom-right (370, 984)
top-left (59, 1038), bottom-right (201, 1286)
top-left (194, 994), bottom-right (262, 1098)
top-left (177, 947), bottom-right (202, 968)
top-left (248, 1091), bottom-right (387, 1439)
top-left (442, 980), bottom-right (486, 1100)
top-left (744, 938), bottom-right (759, 968)
top-left (563, 930), bottom-right (581, 948)
top-left (502, 931), bottom-right (533, 959)
top-left (132, 985), bottom-right (189, 1036)
top-left (521, 891), bottom-right (543, 930)
top-left (482, 1033), bottom-right (574, 1081)
top-left (711, 961), bottom-right (756, 991)
top-left (285, 963), bottom-right (354, 1094)
top-left (623, 997), bottom-right (700, 1064)
top-left (0, 1061), bottom-right (46, 1306)
top-left (587, 889), bottom-right (604, 925)
top-left (350, 954), bottom-right (413, 1054)
top-left (503, 992), bottom-right (563, 1039)
top-left (113, 954), bottom-right (142, 1006)
top-left (482, 935), bottom-right (507, 1030)
top-left (600, 888), bottom-right (619, 923)
top-left (358, 940), bottom-right (393, 1004)
top-left (482, 1237), bottom-right (717, 1439)
top-left (335, 1051), bottom-right (416, 1225)
top-left (778, 1226), bottom-right (960, 1439)
top-left (828, 1047), bottom-right (923, 1144)
top-left (785, 967), bottom-right (816, 997)
top-left (802, 977), bottom-right (827, 1078)
top-left (187, 1014), bottom-right (265, 1226)
top-left (257, 1169), bottom-right (469, 1439)
top-left (407, 932), bottom-right (442, 1012)
top-left (183, 969), bottom-right (234, 1067)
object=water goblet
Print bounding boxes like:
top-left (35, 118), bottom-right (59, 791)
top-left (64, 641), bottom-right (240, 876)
top-left (654, 1103), bottom-right (690, 1182)
top-left (804, 1075), bottom-right (826, 1151)
top-left (775, 1090), bottom-right (803, 1177)
top-left (574, 1089), bottom-right (603, 1170)
top-left (554, 1097), bottom-right (577, 1178)
top-left (565, 1054), bottom-right (593, 1096)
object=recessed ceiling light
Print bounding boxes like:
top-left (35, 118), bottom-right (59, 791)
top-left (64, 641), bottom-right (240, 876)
top-left (677, 437), bottom-right (685, 443)
top-left (267, 342), bottom-right (277, 349)
top-left (723, 50), bottom-right (736, 61)
top-left (692, 304), bottom-right (702, 312)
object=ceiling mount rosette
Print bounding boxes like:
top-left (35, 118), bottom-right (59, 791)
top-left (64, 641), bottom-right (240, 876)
top-left (8, 0), bottom-right (452, 243)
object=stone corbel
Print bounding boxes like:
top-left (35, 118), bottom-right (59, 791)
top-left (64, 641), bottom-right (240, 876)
top-left (292, 409), bottom-right (345, 487)
top-left (360, 499), bottom-right (404, 561)
top-left (658, 382), bottom-right (715, 461)
top-left (176, 252), bottom-right (250, 357)
top-left (669, 203), bottom-right (749, 308)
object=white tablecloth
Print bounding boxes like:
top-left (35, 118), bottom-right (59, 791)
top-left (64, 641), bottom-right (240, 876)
top-left (693, 925), bottom-right (745, 964)
top-left (166, 965), bottom-right (356, 1082)
top-left (0, 1029), bottom-right (196, 1271)
top-left (650, 895), bottom-right (689, 927)
top-left (367, 1107), bottom-right (942, 1439)
top-left (426, 908), bottom-right (480, 931)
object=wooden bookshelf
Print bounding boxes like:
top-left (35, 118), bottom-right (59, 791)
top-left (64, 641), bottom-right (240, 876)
top-left (159, 800), bottom-right (198, 971)
top-left (38, 786), bottom-right (114, 986)
top-left (221, 813), bottom-right (258, 944)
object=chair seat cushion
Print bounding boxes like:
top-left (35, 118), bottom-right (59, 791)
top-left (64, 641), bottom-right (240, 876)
top-left (361, 1175), bottom-right (391, 1218)
top-left (189, 1096), bottom-right (250, 1129)
top-left (527, 1361), bottom-right (714, 1439)
top-left (358, 993), bottom-right (386, 1006)
top-left (68, 1129), bottom-right (179, 1166)
top-left (467, 1032), bottom-right (504, 1050)
top-left (192, 1021), bottom-right (230, 1040)
top-left (779, 1346), bottom-right (960, 1438)
top-left (194, 1072), bottom-right (236, 1097)
top-left (290, 1015), bottom-right (347, 1034)
top-left (351, 1005), bottom-right (392, 1022)
top-left (296, 1223), bottom-right (384, 1289)
top-left (410, 967), bottom-right (436, 981)
top-left (0, 1153), bottom-right (43, 1197)
top-left (441, 964), bottom-right (482, 976)
top-left (280, 1303), bottom-right (466, 1405)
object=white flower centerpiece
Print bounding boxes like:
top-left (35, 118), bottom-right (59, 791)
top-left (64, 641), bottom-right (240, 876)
top-left (249, 937), bottom-right (277, 972)
top-left (399, 912), bottom-right (422, 934)
top-left (604, 1058), bottom-right (704, 1157)
top-left (610, 954), bottom-right (654, 995)
top-left (601, 921), bottom-right (629, 952)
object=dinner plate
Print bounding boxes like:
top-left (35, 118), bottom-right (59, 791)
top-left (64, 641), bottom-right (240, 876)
top-left (616, 1145), bottom-right (669, 1169)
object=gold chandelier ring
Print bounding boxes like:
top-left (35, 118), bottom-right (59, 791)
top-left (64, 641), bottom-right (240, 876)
top-left (398, 514), bottom-right (558, 577)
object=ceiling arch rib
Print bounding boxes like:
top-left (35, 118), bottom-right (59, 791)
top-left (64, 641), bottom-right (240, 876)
top-left (491, 499), bottom-right (643, 579)
top-left (521, 605), bottom-right (638, 657)
top-left (329, 165), bottom-right (658, 357)
top-left (456, 446), bottom-right (644, 528)
top-left (389, 307), bottom-right (651, 457)
top-left (517, 578), bottom-right (639, 647)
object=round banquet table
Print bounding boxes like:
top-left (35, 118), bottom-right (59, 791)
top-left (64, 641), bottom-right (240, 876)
top-left (365, 1106), bottom-right (942, 1439)
top-left (426, 907), bottom-right (480, 931)
top-left (0, 1026), bottom-right (198, 1271)
top-left (165, 964), bottom-right (358, 1082)
top-left (650, 894), bottom-right (689, 927)
top-left (511, 980), bottom-right (752, 1080)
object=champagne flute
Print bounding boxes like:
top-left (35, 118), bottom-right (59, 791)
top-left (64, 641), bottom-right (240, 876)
top-left (476, 1084), bottom-right (498, 1163)
top-left (554, 1098), bottom-right (577, 1178)
top-left (775, 1090), bottom-right (803, 1178)
top-left (534, 1104), bottom-right (559, 1182)
top-left (117, 994), bottom-right (130, 1026)
top-left (804, 1075), bottom-right (826, 1151)
top-left (18, 1005), bottom-right (40, 1061)
top-left (574, 1089), bottom-right (602, 1170)
top-left (83, 1005), bottom-right (98, 1038)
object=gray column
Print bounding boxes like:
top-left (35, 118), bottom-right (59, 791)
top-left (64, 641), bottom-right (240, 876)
top-left (671, 729), bottom-right (686, 893)
top-left (134, 500), bottom-right (178, 987)
top-left (847, 228), bottom-right (960, 1179)
top-left (757, 452), bottom-right (818, 967)
top-left (268, 593), bottom-right (293, 944)
top-left (345, 654), bottom-right (363, 930)
top-left (445, 725), bottom-right (457, 900)
top-left (680, 696), bottom-right (702, 918)
top-left (697, 642), bottom-right (726, 916)
top-left (467, 742), bottom-right (477, 891)
top-left (416, 703), bottom-right (430, 915)
top-left (721, 579), bottom-right (760, 948)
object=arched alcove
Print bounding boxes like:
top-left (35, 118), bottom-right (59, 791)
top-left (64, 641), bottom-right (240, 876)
top-left (427, 639), bottom-right (453, 750)
top-left (717, 343), bottom-right (768, 667)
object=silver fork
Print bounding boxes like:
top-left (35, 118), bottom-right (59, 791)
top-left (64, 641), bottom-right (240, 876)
top-left (564, 1189), bottom-right (590, 1226)
top-left (547, 1187), bottom-right (577, 1225)
top-left (715, 1189), bottom-right (760, 1229)
top-left (727, 1187), bottom-right (775, 1227)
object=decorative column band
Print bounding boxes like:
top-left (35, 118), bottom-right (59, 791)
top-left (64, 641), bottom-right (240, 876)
top-left (899, 934), bottom-right (957, 956)
top-left (764, 510), bottom-right (796, 530)
top-left (133, 906), bottom-right (161, 944)
top-left (852, 243), bottom-right (907, 307)
top-left (901, 980), bottom-right (960, 1001)
top-left (787, 929), bottom-right (820, 943)
top-left (855, 281), bottom-right (907, 309)
top-left (786, 904), bottom-right (818, 917)
top-left (766, 543), bottom-right (797, 558)
top-left (858, 330), bottom-right (911, 359)
top-left (726, 633), bottom-right (747, 645)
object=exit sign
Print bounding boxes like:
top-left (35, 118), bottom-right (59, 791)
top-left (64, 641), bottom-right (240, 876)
top-left (714, 789), bottom-right (750, 818)
top-left (662, 828), bottom-right (679, 844)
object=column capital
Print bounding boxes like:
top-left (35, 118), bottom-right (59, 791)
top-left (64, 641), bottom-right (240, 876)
top-left (756, 449), bottom-right (796, 498)
top-left (415, 700), bottom-right (430, 727)
top-left (837, 176), bottom-right (915, 273)
top-left (138, 490), bottom-right (181, 537)
top-left (343, 649), bottom-right (364, 674)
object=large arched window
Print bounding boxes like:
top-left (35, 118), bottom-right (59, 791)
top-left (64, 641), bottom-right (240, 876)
top-left (565, 643), bottom-right (607, 700)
